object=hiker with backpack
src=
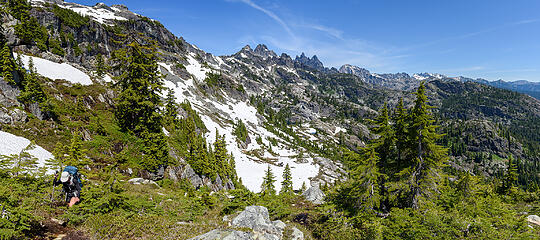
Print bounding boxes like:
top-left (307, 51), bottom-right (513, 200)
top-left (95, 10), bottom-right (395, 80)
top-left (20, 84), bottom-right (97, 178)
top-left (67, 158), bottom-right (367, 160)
top-left (53, 166), bottom-right (82, 207)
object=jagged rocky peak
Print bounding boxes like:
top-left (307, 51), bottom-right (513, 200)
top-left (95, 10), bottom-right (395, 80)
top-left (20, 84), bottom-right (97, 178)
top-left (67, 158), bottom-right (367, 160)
top-left (295, 52), bottom-right (324, 70)
top-left (339, 64), bottom-right (371, 78)
top-left (241, 44), bottom-right (253, 52)
top-left (253, 44), bottom-right (278, 59)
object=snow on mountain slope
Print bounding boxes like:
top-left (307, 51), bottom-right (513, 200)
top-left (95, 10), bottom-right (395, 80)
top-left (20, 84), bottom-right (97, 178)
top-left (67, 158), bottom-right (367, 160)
top-left (0, 131), bottom-right (55, 175)
top-left (14, 53), bottom-right (93, 85)
top-left (30, 0), bottom-right (131, 25)
top-left (160, 59), bottom-right (321, 192)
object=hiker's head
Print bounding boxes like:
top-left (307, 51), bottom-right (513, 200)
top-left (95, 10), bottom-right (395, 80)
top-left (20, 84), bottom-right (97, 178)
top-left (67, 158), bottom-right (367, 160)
top-left (60, 172), bottom-right (70, 183)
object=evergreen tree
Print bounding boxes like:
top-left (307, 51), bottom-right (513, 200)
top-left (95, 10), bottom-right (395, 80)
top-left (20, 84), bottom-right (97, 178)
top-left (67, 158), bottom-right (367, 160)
top-left (94, 53), bottom-right (106, 79)
top-left (405, 82), bottom-right (448, 209)
top-left (1, 43), bottom-right (15, 85)
top-left (261, 165), bottom-right (276, 196)
top-left (47, 142), bottom-right (68, 172)
top-left (0, 142), bottom-right (38, 177)
top-left (27, 56), bottom-right (35, 74)
top-left (114, 41), bottom-right (164, 135)
top-left (369, 103), bottom-right (394, 211)
top-left (300, 181), bottom-right (307, 192)
top-left (65, 132), bottom-right (89, 169)
top-left (392, 98), bottom-right (408, 169)
top-left (500, 155), bottom-right (518, 194)
top-left (349, 148), bottom-right (382, 213)
top-left (113, 41), bottom-right (169, 171)
top-left (280, 163), bottom-right (293, 195)
top-left (18, 71), bottom-right (46, 104)
top-left (164, 89), bottom-right (178, 126)
top-left (214, 131), bottom-right (230, 177)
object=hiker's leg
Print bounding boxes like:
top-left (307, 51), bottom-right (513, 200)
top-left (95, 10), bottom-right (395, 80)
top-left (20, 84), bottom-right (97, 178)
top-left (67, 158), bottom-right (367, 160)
top-left (68, 197), bottom-right (78, 207)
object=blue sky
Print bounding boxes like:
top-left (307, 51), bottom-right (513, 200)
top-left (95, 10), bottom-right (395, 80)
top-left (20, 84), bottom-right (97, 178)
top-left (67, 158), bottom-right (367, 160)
top-left (73, 0), bottom-right (540, 82)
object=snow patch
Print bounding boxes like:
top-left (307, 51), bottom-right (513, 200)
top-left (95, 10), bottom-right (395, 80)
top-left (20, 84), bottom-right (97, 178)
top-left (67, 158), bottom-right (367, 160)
top-left (15, 53), bottom-right (93, 85)
top-left (0, 131), bottom-right (55, 175)
top-left (185, 55), bottom-right (210, 81)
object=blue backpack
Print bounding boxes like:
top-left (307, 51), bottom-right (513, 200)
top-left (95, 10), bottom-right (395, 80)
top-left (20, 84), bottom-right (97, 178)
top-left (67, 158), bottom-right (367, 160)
top-left (63, 166), bottom-right (82, 188)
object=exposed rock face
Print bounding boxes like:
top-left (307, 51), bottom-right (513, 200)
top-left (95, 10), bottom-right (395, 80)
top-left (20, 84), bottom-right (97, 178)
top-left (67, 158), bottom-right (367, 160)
top-left (313, 157), bottom-right (347, 184)
top-left (181, 164), bottom-right (204, 188)
top-left (165, 164), bottom-right (235, 191)
top-left (302, 185), bottom-right (325, 205)
top-left (191, 206), bottom-right (304, 240)
top-left (253, 44), bottom-right (277, 59)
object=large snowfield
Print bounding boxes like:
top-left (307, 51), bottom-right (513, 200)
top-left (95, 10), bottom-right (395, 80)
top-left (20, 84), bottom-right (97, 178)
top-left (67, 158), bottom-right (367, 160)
top-left (161, 57), bottom-right (321, 192)
top-left (0, 131), bottom-right (55, 175)
top-left (14, 53), bottom-right (93, 85)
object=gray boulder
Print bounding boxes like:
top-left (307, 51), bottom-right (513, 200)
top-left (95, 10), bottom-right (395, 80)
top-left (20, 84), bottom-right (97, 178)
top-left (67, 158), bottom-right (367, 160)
top-left (127, 178), bottom-right (159, 187)
top-left (232, 206), bottom-right (281, 238)
top-left (188, 229), bottom-right (253, 240)
top-left (302, 186), bottom-right (325, 205)
top-left (527, 215), bottom-right (540, 226)
top-left (272, 220), bottom-right (286, 233)
top-left (290, 227), bottom-right (304, 240)
top-left (191, 206), bottom-right (303, 240)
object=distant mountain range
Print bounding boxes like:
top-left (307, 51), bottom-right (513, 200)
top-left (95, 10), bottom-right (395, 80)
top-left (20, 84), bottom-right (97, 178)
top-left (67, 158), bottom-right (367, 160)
top-left (456, 77), bottom-right (540, 100)
top-left (338, 64), bottom-right (540, 100)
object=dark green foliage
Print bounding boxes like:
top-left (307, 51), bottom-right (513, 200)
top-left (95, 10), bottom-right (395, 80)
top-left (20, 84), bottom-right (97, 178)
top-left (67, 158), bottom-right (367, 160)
top-left (261, 165), bottom-right (276, 196)
top-left (94, 53), bottom-right (106, 79)
top-left (1, 43), bottom-right (15, 85)
top-left (49, 38), bottom-right (65, 56)
top-left (404, 82), bottom-right (448, 209)
top-left (18, 71), bottom-right (46, 104)
top-left (280, 163), bottom-right (293, 195)
top-left (233, 119), bottom-right (248, 144)
top-left (0, 176), bottom-right (45, 239)
top-left (112, 41), bottom-right (169, 171)
top-left (499, 156), bottom-right (518, 195)
top-left (203, 72), bottom-right (222, 88)
top-left (114, 41), bottom-right (164, 135)
top-left (167, 100), bottom-right (236, 181)
top-left (51, 4), bottom-right (89, 28)
top-left (163, 89), bottom-right (178, 126)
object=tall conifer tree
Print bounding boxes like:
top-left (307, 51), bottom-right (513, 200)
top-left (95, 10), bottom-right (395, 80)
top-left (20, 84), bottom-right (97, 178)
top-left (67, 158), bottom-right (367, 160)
top-left (261, 165), bottom-right (276, 196)
top-left (405, 82), bottom-right (448, 209)
top-left (114, 40), bottom-right (169, 171)
top-left (280, 163), bottom-right (293, 195)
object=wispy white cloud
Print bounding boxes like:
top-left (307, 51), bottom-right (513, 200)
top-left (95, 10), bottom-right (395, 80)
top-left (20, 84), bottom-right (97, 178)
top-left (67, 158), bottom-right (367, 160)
top-left (229, 0), bottom-right (296, 39)
top-left (226, 0), bottom-right (402, 70)
top-left (400, 18), bottom-right (540, 52)
top-left (296, 23), bottom-right (344, 40)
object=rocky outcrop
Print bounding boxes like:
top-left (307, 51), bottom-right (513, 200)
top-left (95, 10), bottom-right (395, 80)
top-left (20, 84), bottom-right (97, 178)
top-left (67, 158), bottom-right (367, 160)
top-left (165, 164), bottom-right (235, 191)
top-left (190, 206), bottom-right (304, 240)
top-left (302, 185), bottom-right (325, 205)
